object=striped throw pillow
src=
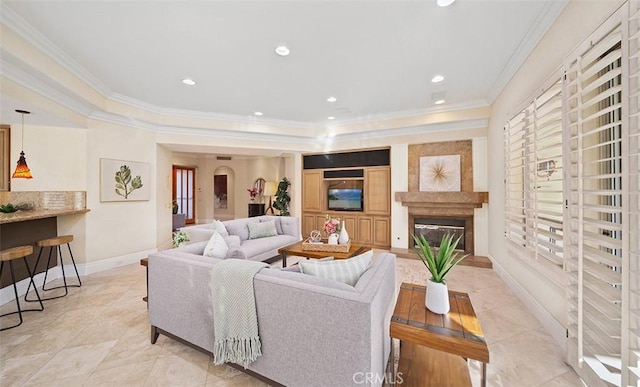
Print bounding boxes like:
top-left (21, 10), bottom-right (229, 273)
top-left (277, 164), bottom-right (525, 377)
top-left (299, 250), bottom-right (373, 286)
top-left (203, 231), bottom-right (228, 259)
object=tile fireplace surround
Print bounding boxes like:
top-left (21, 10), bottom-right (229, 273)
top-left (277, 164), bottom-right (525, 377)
top-left (395, 140), bottom-right (488, 255)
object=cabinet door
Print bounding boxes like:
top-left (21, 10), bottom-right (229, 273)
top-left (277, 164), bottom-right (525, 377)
top-left (373, 217), bottom-right (390, 247)
top-left (302, 214), bottom-right (316, 238)
top-left (357, 216), bottom-right (373, 245)
top-left (316, 215), bottom-right (328, 234)
top-left (342, 215), bottom-right (357, 243)
top-left (365, 167), bottom-right (390, 215)
top-left (302, 170), bottom-right (323, 212)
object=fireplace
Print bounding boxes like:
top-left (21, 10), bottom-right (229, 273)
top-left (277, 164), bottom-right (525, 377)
top-left (414, 218), bottom-right (465, 251)
top-left (410, 215), bottom-right (473, 254)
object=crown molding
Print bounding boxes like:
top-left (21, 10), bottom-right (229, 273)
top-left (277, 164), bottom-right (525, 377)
top-left (485, 0), bottom-right (568, 103)
top-left (330, 118), bottom-right (489, 143)
top-left (1, 55), bottom-right (98, 118)
top-left (325, 99), bottom-right (490, 127)
top-left (0, 3), bottom-right (112, 97)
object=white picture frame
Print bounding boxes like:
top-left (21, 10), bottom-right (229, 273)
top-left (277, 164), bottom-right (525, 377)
top-left (100, 158), bottom-right (150, 202)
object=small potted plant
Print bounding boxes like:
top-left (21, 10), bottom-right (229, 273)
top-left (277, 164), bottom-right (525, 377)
top-left (413, 233), bottom-right (468, 314)
top-left (273, 177), bottom-right (291, 216)
top-left (172, 230), bottom-right (190, 248)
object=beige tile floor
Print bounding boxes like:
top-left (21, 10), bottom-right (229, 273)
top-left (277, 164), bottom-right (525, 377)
top-left (0, 255), bottom-right (582, 386)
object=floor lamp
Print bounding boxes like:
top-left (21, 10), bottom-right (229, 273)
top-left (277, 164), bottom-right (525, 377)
top-left (263, 181), bottom-right (277, 214)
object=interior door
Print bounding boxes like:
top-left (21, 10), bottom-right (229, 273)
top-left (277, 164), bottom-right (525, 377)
top-left (173, 166), bottom-right (196, 224)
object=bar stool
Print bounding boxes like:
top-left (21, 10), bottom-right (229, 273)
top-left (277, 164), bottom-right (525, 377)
top-left (25, 235), bottom-right (81, 302)
top-left (0, 245), bottom-right (44, 331)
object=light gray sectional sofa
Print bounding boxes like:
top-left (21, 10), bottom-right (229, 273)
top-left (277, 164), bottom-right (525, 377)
top-left (147, 249), bottom-right (397, 387)
top-left (180, 216), bottom-right (300, 262)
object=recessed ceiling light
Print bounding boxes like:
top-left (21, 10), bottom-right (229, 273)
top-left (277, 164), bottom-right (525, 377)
top-left (254, 111), bottom-right (263, 116)
top-left (431, 75), bottom-right (444, 83)
top-left (437, 0), bottom-right (456, 7)
top-left (327, 96), bottom-right (337, 103)
top-left (434, 99), bottom-right (446, 105)
top-left (327, 116), bottom-right (335, 120)
top-left (182, 78), bottom-right (196, 86)
top-left (275, 46), bottom-right (290, 56)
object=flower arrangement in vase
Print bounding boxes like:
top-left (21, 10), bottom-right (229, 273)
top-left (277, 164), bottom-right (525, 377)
top-left (324, 215), bottom-right (341, 244)
top-left (246, 187), bottom-right (262, 202)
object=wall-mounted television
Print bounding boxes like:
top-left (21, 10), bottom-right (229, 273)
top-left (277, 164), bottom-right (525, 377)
top-left (328, 188), bottom-right (363, 211)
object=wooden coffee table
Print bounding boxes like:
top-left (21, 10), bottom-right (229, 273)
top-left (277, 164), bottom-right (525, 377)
top-left (390, 283), bottom-right (489, 387)
top-left (277, 241), bottom-right (371, 267)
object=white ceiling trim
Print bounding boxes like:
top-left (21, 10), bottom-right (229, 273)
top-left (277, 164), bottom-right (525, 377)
top-left (486, 0), bottom-right (568, 103)
top-left (328, 118), bottom-right (490, 143)
top-left (0, 3), bottom-right (112, 97)
top-left (1, 56), bottom-right (98, 118)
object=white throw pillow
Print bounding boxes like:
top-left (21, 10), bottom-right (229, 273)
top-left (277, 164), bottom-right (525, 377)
top-left (209, 220), bottom-right (229, 237)
top-left (299, 250), bottom-right (373, 286)
top-left (203, 231), bottom-right (228, 259)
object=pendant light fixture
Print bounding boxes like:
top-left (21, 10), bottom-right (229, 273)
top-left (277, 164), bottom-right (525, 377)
top-left (12, 109), bottom-right (33, 179)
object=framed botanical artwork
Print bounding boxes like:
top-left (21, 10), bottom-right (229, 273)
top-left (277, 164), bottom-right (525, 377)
top-left (100, 158), bottom-right (150, 202)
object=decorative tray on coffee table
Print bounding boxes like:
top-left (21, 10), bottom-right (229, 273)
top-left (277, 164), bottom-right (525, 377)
top-left (301, 238), bottom-right (351, 253)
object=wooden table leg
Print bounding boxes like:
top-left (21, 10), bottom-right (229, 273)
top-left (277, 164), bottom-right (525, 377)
top-left (281, 252), bottom-right (287, 268)
top-left (481, 362), bottom-right (487, 387)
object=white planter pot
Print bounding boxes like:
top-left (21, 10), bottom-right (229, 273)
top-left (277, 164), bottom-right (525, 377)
top-left (426, 280), bottom-right (450, 314)
top-left (328, 233), bottom-right (339, 245)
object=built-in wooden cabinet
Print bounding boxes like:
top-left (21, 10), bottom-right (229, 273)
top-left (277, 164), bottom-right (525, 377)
top-left (301, 149), bottom-right (391, 249)
top-left (302, 170), bottom-right (322, 212)
top-left (365, 167), bottom-right (390, 215)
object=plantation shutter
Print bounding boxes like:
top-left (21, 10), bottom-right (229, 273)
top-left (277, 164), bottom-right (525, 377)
top-left (627, 1), bottom-right (640, 385)
top-left (505, 109), bottom-right (528, 248)
top-left (504, 78), bottom-right (564, 285)
top-left (564, 14), bottom-right (627, 386)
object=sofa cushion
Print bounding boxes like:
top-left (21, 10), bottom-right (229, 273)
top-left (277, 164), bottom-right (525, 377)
top-left (279, 216), bottom-right (298, 238)
top-left (175, 240), bottom-right (207, 255)
top-left (224, 218), bottom-right (260, 241)
top-left (260, 216), bottom-right (283, 235)
top-left (204, 231), bottom-right (228, 259)
top-left (258, 267), bottom-right (356, 292)
top-left (299, 250), bottom-right (373, 286)
top-left (223, 235), bottom-right (240, 248)
top-left (209, 220), bottom-right (229, 237)
top-left (248, 221), bottom-right (278, 239)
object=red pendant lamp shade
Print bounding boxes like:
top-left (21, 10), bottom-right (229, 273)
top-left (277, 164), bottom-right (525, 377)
top-left (12, 109), bottom-right (33, 179)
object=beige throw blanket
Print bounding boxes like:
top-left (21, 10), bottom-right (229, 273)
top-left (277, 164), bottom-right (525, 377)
top-left (211, 259), bottom-right (268, 368)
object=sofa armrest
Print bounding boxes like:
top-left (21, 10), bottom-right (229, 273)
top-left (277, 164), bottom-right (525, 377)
top-left (180, 226), bottom-right (214, 243)
top-left (148, 251), bottom-right (221, 353)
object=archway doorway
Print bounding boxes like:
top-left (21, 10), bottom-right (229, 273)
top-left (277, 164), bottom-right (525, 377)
top-left (213, 166), bottom-right (235, 221)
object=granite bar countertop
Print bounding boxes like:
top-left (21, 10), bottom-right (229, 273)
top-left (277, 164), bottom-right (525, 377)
top-left (0, 208), bottom-right (90, 224)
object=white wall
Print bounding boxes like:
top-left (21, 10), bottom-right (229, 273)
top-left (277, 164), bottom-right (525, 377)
top-left (84, 120), bottom-right (158, 265)
top-left (487, 0), bottom-right (625, 327)
top-left (10, 124), bottom-right (87, 192)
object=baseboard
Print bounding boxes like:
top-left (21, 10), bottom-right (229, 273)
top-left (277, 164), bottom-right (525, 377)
top-left (0, 248), bottom-right (157, 305)
top-left (488, 254), bottom-right (567, 350)
top-left (78, 248), bottom-right (157, 276)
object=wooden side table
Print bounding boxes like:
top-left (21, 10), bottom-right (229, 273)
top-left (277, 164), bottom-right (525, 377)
top-left (390, 283), bottom-right (489, 387)
top-left (140, 257), bottom-right (148, 304)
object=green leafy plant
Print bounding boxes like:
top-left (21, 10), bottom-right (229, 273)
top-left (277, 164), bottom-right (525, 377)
top-left (413, 234), bottom-right (468, 284)
top-left (172, 200), bottom-right (179, 214)
top-left (273, 177), bottom-right (291, 216)
top-left (0, 203), bottom-right (19, 213)
top-left (115, 165), bottom-right (143, 199)
top-left (172, 230), bottom-right (190, 248)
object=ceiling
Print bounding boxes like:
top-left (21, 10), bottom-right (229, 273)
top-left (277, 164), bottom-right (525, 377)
top-left (1, 0), bottom-right (567, 130)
